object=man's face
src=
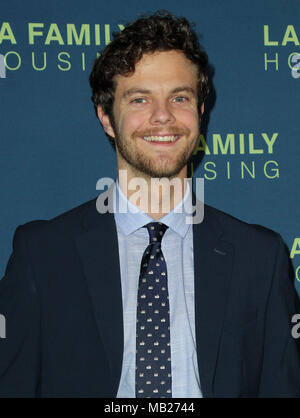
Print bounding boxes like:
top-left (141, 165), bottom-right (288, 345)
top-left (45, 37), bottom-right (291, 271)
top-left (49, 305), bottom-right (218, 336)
top-left (99, 50), bottom-right (202, 179)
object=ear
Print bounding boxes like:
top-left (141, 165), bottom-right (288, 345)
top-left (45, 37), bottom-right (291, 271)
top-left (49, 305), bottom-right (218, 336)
top-left (200, 103), bottom-right (204, 117)
top-left (97, 106), bottom-right (116, 138)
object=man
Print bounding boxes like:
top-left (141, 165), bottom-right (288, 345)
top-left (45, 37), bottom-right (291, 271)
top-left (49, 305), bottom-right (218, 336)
top-left (0, 11), bottom-right (299, 398)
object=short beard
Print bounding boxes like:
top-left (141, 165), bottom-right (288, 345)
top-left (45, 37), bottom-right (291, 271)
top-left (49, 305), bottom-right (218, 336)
top-left (109, 114), bottom-right (197, 179)
top-left (117, 136), bottom-right (194, 178)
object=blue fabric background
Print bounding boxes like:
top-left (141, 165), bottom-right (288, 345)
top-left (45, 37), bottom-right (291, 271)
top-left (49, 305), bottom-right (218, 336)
top-left (0, 0), bottom-right (299, 295)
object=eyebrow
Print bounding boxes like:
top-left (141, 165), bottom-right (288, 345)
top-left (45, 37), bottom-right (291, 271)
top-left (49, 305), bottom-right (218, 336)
top-left (171, 86), bottom-right (196, 96)
top-left (122, 86), bottom-right (197, 99)
top-left (122, 88), bottom-right (152, 98)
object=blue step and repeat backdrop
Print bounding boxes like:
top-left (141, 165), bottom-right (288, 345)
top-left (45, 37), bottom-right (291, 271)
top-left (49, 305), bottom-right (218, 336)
top-left (0, 0), bottom-right (299, 296)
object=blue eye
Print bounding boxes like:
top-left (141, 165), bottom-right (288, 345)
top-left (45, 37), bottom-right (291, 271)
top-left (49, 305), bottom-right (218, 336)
top-left (131, 98), bottom-right (146, 104)
top-left (173, 96), bottom-right (188, 103)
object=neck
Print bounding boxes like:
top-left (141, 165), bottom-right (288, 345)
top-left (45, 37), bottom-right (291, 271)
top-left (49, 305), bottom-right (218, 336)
top-left (118, 168), bottom-right (188, 220)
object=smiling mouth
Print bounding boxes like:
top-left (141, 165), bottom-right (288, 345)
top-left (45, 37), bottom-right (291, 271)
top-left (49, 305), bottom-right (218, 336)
top-left (142, 135), bottom-right (180, 143)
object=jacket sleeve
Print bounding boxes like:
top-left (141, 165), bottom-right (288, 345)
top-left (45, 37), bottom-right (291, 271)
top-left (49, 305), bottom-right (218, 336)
top-left (258, 233), bottom-right (300, 397)
top-left (0, 226), bottom-right (41, 397)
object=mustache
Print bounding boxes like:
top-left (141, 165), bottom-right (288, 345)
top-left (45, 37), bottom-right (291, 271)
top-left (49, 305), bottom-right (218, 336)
top-left (133, 127), bottom-right (190, 138)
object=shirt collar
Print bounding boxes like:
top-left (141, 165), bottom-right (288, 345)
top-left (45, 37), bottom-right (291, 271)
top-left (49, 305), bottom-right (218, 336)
top-left (113, 178), bottom-right (192, 238)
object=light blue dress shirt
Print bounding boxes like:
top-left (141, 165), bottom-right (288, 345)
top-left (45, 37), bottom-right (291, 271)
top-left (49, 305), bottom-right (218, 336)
top-left (113, 180), bottom-right (202, 398)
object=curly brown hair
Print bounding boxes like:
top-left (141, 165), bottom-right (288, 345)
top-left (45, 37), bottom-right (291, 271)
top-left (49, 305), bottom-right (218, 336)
top-left (89, 10), bottom-right (210, 144)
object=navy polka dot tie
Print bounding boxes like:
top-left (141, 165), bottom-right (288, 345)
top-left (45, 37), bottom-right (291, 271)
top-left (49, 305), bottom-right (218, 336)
top-left (136, 222), bottom-right (172, 398)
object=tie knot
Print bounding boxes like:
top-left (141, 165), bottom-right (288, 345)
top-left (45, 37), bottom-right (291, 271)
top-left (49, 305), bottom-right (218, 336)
top-left (145, 222), bottom-right (168, 244)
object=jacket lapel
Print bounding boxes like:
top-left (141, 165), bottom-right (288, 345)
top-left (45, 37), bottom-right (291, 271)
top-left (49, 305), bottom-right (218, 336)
top-left (193, 204), bottom-right (234, 397)
top-left (74, 195), bottom-right (234, 397)
top-left (75, 203), bottom-right (123, 395)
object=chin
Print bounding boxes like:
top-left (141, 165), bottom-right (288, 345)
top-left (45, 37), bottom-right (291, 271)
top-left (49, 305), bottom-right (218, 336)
top-left (143, 166), bottom-right (184, 178)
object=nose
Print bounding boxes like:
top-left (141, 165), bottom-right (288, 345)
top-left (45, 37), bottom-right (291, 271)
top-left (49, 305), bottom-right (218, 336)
top-left (149, 99), bottom-right (176, 125)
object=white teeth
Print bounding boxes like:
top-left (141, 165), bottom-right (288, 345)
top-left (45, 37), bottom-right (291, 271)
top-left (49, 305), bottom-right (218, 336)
top-left (143, 135), bottom-right (178, 142)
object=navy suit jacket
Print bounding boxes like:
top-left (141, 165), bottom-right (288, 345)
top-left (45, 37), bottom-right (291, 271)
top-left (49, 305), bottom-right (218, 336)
top-left (0, 197), bottom-right (299, 397)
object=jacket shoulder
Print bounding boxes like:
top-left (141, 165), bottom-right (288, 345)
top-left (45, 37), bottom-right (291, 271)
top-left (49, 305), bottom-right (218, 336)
top-left (204, 203), bottom-right (281, 246)
top-left (16, 197), bottom-right (99, 239)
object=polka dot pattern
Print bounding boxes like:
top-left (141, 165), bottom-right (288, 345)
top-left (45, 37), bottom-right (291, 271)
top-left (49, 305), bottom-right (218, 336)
top-left (136, 222), bottom-right (172, 398)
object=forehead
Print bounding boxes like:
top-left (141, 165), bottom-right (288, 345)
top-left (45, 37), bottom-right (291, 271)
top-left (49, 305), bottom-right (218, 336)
top-left (114, 50), bottom-right (198, 94)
